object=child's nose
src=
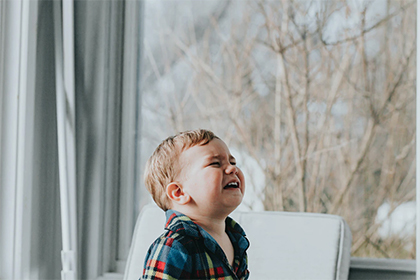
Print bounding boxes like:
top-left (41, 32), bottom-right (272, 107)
top-left (226, 164), bottom-right (238, 174)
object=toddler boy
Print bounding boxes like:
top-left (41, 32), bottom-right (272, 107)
top-left (142, 129), bottom-right (250, 280)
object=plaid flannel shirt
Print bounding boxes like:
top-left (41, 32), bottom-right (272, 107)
top-left (141, 210), bottom-right (250, 280)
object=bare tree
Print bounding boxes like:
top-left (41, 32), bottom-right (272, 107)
top-left (141, 0), bottom-right (416, 259)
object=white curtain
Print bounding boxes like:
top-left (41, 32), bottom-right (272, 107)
top-left (0, 1), bottom-right (143, 279)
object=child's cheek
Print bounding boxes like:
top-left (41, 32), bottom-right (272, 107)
top-left (238, 169), bottom-right (245, 190)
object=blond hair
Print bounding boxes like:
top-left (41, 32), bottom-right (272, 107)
top-left (144, 129), bottom-right (219, 211)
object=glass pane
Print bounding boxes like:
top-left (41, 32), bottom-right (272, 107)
top-left (139, 0), bottom-right (416, 259)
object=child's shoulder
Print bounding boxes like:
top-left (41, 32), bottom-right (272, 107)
top-left (143, 228), bottom-right (200, 274)
top-left (148, 228), bottom-right (199, 254)
top-left (142, 229), bottom-right (197, 279)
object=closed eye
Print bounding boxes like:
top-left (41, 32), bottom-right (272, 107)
top-left (209, 162), bottom-right (220, 166)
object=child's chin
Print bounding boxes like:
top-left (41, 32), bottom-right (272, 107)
top-left (229, 197), bottom-right (243, 208)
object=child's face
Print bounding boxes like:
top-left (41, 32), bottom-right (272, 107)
top-left (177, 138), bottom-right (245, 217)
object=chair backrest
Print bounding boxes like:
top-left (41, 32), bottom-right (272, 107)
top-left (124, 204), bottom-right (352, 280)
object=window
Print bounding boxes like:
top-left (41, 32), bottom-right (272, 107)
top-left (139, 0), bottom-right (416, 260)
top-left (0, 0), bottom-right (416, 279)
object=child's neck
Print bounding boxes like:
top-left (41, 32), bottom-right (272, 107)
top-left (192, 214), bottom-right (226, 237)
top-left (187, 212), bottom-right (235, 267)
top-left (173, 207), bottom-right (235, 266)
top-left (173, 206), bottom-right (229, 235)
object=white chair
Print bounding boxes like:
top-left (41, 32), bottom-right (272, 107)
top-left (124, 204), bottom-right (352, 280)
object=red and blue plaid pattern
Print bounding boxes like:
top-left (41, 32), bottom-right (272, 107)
top-left (141, 210), bottom-right (250, 280)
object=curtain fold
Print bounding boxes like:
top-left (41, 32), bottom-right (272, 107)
top-left (74, 1), bottom-right (125, 277)
top-left (0, 0), bottom-right (142, 279)
top-left (73, 0), bottom-right (142, 278)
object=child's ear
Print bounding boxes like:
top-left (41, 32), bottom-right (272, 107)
top-left (166, 182), bottom-right (191, 205)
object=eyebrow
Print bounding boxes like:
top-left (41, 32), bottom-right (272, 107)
top-left (206, 155), bottom-right (236, 161)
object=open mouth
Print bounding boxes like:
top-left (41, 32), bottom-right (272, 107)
top-left (224, 182), bottom-right (239, 189)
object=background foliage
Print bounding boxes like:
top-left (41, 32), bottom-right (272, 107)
top-left (141, 0), bottom-right (416, 259)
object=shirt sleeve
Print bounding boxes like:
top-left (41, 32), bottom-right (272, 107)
top-left (142, 236), bottom-right (193, 280)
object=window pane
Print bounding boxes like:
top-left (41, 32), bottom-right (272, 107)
top-left (139, 0), bottom-right (416, 259)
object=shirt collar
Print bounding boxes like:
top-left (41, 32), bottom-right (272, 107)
top-left (165, 209), bottom-right (250, 268)
top-left (165, 209), bottom-right (201, 238)
top-left (165, 209), bottom-right (247, 239)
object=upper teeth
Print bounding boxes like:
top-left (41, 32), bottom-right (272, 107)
top-left (228, 182), bottom-right (238, 187)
